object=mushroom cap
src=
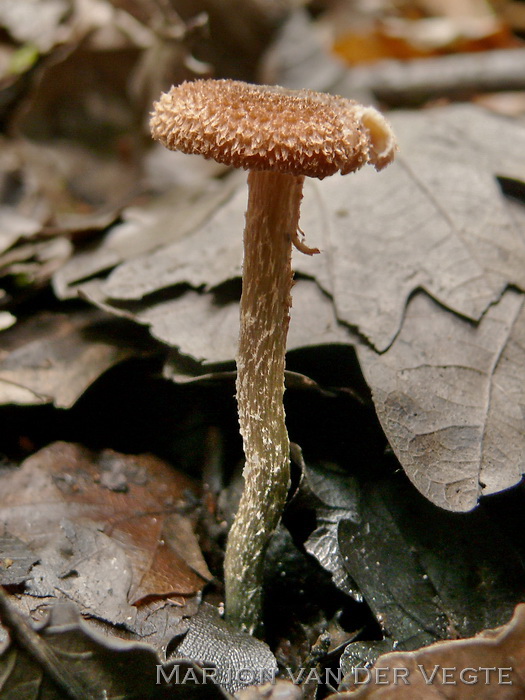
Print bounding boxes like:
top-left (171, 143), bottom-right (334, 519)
top-left (150, 79), bottom-right (396, 179)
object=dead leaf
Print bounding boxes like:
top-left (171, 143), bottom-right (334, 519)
top-left (304, 461), bottom-right (525, 651)
top-left (0, 138), bottom-right (137, 236)
top-left (326, 0), bottom-right (519, 66)
top-left (333, 16), bottom-right (517, 65)
top-left (0, 137), bottom-right (140, 300)
top-left (0, 442), bottom-right (211, 623)
top-left (333, 603), bottom-right (525, 698)
top-left (3, 0), bottom-right (207, 150)
top-left (0, 596), bottom-right (231, 699)
top-left (53, 179), bottom-right (236, 301)
top-left (0, 208), bottom-right (43, 258)
top-left (80, 278), bottom-right (352, 366)
top-left (104, 596), bottom-right (198, 654)
top-left (0, 532), bottom-right (39, 586)
top-left (0, 309), bottom-right (156, 408)
top-left (298, 459), bottom-right (362, 602)
top-left (100, 179), bottom-right (247, 301)
top-left (296, 105), bottom-right (525, 352)
top-left (357, 289), bottom-right (525, 511)
top-left (0, 237), bottom-right (72, 290)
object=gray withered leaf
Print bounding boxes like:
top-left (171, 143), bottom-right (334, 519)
top-left (175, 603), bottom-right (277, 694)
top-left (306, 466), bottom-right (525, 656)
top-left (295, 104), bottom-right (525, 350)
top-left (334, 603), bottom-right (525, 699)
top-left (80, 277), bottom-right (353, 365)
top-left (53, 179), bottom-right (235, 301)
top-left (357, 289), bottom-right (525, 512)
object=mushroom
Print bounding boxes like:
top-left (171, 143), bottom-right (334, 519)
top-left (150, 79), bottom-right (396, 634)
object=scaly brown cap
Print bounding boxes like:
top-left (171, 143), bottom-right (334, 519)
top-left (150, 79), bottom-right (396, 180)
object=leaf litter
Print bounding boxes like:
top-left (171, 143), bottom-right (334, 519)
top-left (74, 104), bottom-right (525, 348)
top-left (0, 594), bottom-right (233, 700)
top-left (0, 438), bottom-right (279, 695)
top-left (0, 442), bottom-right (211, 624)
top-left (25, 96), bottom-right (525, 691)
top-left (357, 289), bottom-right (525, 511)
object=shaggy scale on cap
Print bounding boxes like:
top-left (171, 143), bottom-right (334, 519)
top-left (150, 79), bottom-right (396, 179)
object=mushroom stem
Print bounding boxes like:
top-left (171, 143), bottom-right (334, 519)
top-left (225, 169), bottom-right (304, 634)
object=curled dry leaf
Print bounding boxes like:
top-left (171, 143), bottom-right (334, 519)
top-left (333, 603), bottom-right (525, 699)
top-left (0, 442), bottom-right (211, 624)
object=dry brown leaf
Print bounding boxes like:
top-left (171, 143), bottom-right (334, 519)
top-left (334, 603), bottom-right (525, 698)
top-left (332, 17), bottom-right (517, 65)
top-left (0, 442), bottom-right (211, 620)
top-left (326, 0), bottom-right (518, 65)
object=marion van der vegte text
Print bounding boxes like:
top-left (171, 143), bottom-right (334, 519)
top-left (156, 664), bottom-right (514, 688)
